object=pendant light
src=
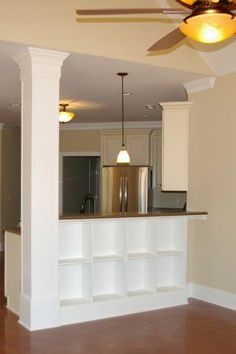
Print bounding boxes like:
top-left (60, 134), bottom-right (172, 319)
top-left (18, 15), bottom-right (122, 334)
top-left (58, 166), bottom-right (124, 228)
top-left (116, 72), bottom-right (130, 165)
top-left (59, 103), bottom-right (75, 123)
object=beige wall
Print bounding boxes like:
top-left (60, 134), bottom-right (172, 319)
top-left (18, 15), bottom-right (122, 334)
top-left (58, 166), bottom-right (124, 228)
top-left (59, 130), bottom-right (100, 152)
top-left (1, 127), bottom-right (21, 244)
top-left (0, 128), bottom-right (2, 247)
top-left (187, 73), bottom-right (236, 293)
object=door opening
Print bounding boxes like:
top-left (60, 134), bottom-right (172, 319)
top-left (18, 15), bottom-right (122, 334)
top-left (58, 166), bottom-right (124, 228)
top-left (62, 156), bottom-right (100, 215)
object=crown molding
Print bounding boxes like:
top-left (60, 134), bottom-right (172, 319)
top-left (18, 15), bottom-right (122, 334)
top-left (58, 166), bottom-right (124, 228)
top-left (159, 101), bottom-right (192, 110)
top-left (60, 121), bottom-right (162, 131)
top-left (183, 77), bottom-right (216, 95)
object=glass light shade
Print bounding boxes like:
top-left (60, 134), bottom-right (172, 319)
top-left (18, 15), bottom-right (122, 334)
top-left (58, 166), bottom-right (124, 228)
top-left (59, 111), bottom-right (75, 123)
top-left (179, 0), bottom-right (220, 6)
top-left (116, 146), bottom-right (130, 164)
top-left (180, 13), bottom-right (236, 43)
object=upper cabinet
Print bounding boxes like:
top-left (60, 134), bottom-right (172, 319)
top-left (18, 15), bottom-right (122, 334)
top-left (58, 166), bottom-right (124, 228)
top-left (101, 129), bottom-right (151, 166)
top-left (150, 129), bottom-right (162, 189)
top-left (160, 102), bottom-right (192, 191)
top-left (101, 132), bottom-right (121, 166)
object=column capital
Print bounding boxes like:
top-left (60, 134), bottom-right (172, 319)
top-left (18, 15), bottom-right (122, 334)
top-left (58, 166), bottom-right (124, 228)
top-left (14, 47), bottom-right (70, 80)
top-left (159, 101), bottom-right (193, 111)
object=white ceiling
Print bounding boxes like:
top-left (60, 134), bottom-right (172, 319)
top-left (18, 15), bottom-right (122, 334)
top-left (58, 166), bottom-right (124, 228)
top-left (0, 40), bottom-right (205, 125)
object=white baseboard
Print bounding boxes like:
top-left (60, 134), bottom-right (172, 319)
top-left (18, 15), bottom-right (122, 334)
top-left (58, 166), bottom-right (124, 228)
top-left (0, 242), bottom-right (3, 252)
top-left (188, 282), bottom-right (236, 311)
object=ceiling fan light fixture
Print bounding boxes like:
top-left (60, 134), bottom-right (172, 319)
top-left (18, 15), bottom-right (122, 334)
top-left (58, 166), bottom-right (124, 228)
top-left (59, 104), bottom-right (75, 123)
top-left (180, 12), bottom-right (236, 43)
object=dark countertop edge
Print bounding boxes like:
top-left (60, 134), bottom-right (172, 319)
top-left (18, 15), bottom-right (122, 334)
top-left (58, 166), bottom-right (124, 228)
top-left (60, 211), bottom-right (208, 220)
top-left (4, 211), bottom-right (208, 236)
top-left (5, 227), bottom-right (21, 235)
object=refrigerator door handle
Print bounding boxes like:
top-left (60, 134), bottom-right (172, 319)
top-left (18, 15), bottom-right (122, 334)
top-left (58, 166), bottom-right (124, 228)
top-left (119, 176), bottom-right (123, 212)
top-left (124, 176), bottom-right (128, 212)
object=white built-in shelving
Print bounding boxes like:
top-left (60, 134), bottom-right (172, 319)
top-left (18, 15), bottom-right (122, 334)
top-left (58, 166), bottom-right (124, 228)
top-left (58, 216), bottom-right (190, 325)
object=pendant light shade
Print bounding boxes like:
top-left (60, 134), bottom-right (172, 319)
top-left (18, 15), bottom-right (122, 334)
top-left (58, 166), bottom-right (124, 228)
top-left (116, 72), bottom-right (130, 165)
top-left (59, 103), bottom-right (75, 123)
top-left (117, 146), bottom-right (130, 164)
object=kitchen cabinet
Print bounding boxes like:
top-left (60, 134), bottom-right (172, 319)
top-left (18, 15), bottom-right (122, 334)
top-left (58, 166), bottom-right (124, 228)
top-left (160, 102), bottom-right (192, 191)
top-left (150, 129), bottom-right (162, 189)
top-left (101, 129), bottom-right (151, 166)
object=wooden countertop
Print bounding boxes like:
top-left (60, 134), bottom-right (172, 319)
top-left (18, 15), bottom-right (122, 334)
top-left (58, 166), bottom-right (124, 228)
top-left (5, 211), bottom-right (207, 236)
top-left (60, 210), bottom-right (207, 220)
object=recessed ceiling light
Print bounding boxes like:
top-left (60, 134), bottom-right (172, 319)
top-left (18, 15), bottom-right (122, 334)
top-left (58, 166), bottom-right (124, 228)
top-left (9, 103), bottom-right (21, 108)
top-left (118, 92), bottom-right (132, 96)
top-left (145, 104), bottom-right (156, 110)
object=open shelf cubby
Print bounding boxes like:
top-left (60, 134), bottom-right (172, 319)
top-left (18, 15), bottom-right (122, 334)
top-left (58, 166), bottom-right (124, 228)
top-left (91, 220), bottom-right (125, 260)
top-left (58, 221), bottom-right (91, 262)
top-left (155, 218), bottom-right (186, 254)
top-left (92, 260), bottom-right (125, 301)
top-left (59, 263), bottom-right (91, 305)
top-left (127, 257), bottom-right (156, 297)
top-left (126, 219), bottom-right (155, 258)
top-left (156, 254), bottom-right (185, 292)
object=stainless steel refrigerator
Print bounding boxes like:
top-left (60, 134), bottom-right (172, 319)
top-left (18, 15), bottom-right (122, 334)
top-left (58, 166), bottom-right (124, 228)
top-left (101, 166), bottom-right (150, 213)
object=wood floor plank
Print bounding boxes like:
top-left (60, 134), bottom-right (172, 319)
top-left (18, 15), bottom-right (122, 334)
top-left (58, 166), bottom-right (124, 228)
top-left (1, 252), bottom-right (236, 353)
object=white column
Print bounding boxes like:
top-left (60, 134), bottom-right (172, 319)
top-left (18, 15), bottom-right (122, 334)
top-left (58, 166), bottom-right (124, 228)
top-left (14, 48), bottom-right (69, 330)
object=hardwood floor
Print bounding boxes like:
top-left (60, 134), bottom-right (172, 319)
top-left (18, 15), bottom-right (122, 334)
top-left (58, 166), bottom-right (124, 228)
top-left (1, 252), bottom-right (236, 354)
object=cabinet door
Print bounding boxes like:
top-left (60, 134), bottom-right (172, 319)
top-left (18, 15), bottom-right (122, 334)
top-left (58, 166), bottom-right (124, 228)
top-left (102, 133), bottom-right (121, 166)
top-left (160, 102), bottom-right (192, 191)
top-left (126, 133), bottom-right (149, 165)
top-left (150, 130), bottom-right (162, 188)
top-left (101, 130), bottom-right (150, 166)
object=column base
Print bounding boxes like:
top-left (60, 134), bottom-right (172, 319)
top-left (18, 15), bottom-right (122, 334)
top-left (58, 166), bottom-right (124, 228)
top-left (19, 294), bottom-right (60, 331)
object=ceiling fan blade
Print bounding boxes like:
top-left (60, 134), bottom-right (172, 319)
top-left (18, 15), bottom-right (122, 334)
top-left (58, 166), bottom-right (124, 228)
top-left (76, 8), bottom-right (190, 15)
top-left (228, 2), bottom-right (236, 9)
top-left (148, 28), bottom-right (186, 51)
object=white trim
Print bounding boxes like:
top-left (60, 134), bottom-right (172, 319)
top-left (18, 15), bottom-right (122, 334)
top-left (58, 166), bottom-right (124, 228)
top-left (59, 151), bottom-right (101, 215)
top-left (60, 121), bottom-right (162, 131)
top-left (0, 123), bottom-right (4, 130)
top-left (188, 282), bottom-right (236, 311)
top-left (183, 77), bottom-right (215, 95)
top-left (19, 294), bottom-right (60, 331)
top-left (0, 242), bottom-right (3, 252)
top-left (159, 101), bottom-right (192, 110)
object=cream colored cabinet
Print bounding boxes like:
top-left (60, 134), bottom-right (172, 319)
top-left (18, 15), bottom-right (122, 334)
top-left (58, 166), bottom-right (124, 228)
top-left (126, 131), bottom-right (150, 165)
top-left (101, 129), bottom-right (151, 166)
top-left (150, 129), bottom-right (162, 188)
top-left (101, 132), bottom-right (121, 166)
top-left (160, 102), bottom-right (192, 191)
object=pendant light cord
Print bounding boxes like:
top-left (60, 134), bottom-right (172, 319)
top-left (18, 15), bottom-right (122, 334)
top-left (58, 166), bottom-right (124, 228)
top-left (121, 75), bottom-right (124, 147)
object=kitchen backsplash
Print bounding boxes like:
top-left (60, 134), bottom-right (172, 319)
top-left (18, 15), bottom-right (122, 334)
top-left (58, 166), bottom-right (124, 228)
top-left (149, 188), bottom-right (186, 209)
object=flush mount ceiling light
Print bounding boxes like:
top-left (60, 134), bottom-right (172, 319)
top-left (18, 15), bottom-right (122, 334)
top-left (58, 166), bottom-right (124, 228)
top-left (76, 1), bottom-right (236, 50)
top-left (116, 72), bottom-right (130, 165)
top-left (59, 104), bottom-right (75, 123)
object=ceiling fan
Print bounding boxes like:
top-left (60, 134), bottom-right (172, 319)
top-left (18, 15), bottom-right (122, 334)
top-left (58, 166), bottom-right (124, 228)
top-left (76, 0), bottom-right (236, 51)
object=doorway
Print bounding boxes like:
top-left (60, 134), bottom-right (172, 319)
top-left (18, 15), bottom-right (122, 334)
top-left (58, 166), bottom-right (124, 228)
top-left (62, 156), bottom-right (100, 215)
